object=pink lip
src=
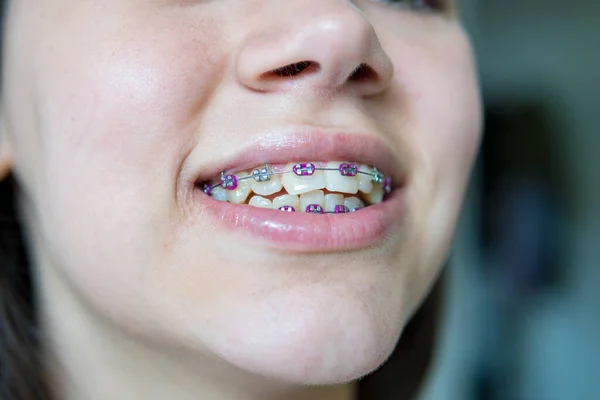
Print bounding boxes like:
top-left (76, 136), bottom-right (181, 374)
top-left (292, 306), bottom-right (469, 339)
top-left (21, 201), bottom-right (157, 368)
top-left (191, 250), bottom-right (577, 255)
top-left (188, 132), bottom-right (409, 252)
top-left (189, 131), bottom-right (406, 185)
top-left (194, 188), bottom-right (406, 252)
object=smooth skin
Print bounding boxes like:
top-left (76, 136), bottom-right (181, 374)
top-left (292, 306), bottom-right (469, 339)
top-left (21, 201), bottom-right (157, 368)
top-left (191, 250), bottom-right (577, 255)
top-left (0, 1), bottom-right (481, 399)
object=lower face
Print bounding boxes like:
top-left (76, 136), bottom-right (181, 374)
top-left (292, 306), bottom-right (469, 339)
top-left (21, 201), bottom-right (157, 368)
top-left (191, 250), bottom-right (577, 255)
top-left (2, 0), bottom-right (481, 386)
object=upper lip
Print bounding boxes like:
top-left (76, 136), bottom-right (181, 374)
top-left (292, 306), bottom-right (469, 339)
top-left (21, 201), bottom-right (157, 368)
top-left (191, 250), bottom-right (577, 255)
top-left (189, 131), bottom-right (408, 187)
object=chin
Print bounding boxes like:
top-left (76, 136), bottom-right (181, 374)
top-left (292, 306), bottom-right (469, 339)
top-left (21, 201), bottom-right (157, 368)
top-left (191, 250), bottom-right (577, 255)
top-left (198, 279), bottom-right (410, 386)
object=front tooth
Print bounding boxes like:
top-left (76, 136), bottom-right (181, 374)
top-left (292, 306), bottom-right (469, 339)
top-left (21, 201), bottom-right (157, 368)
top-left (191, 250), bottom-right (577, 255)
top-left (248, 195), bottom-right (272, 209)
top-left (211, 186), bottom-right (228, 202)
top-left (251, 174), bottom-right (282, 196)
top-left (299, 190), bottom-right (325, 212)
top-left (324, 194), bottom-right (344, 213)
top-left (344, 197), bottom-right (365, 211)
top-left (227, 178), bottom-right (252, 204)
top-left (364, 184), bottom-right (384, 204)
top-left (272, 194), bottom-right (300, 210)
top-left (281, 162), bottom-right (326, 195)
top-left (324, 161), bottom-right (359, 194)
top-left (358, 165), bottom-right (373, 193)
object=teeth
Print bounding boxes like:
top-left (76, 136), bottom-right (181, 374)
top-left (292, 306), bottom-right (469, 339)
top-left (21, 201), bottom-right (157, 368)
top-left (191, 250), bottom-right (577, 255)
top-left (272, 194), bottom-right (300, 210)
top-left (221, 173), bottom-right (238, 190)
top-left (211, 186), bottom-right (228, 202)
top-left (206, 162), bottom-right (392, 212)
top-left (281, 162), bottom-right (326, 195)
top-left (324, 161), bottom-right (359, 194)
top-left (251, 174), bottom-right (282, 196)
top-left (248, 195), bottom-right (272, 209)
top-left (252, 165), bottom-right (271, 182)
top-left (344, 197), bottom-right (365, 211)
top-left (299, 190), bottom-right (325, 212)
top-left (358, 164), bottom-right (373, 194)
top-left (364, 183), bottom-right (384, 204)
top-left (371, 168), bottom-right (385, 184)
top-left (227, 178), bottom-right (252, 204)
top-left (383, 177), bottom-right (392, 194)
top-left (324, 193), bottom-right (345, 213)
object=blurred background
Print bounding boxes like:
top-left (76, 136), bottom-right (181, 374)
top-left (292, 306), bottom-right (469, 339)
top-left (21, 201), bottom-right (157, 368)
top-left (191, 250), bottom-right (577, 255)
top-left (417, 1), bottom-right (599, 399)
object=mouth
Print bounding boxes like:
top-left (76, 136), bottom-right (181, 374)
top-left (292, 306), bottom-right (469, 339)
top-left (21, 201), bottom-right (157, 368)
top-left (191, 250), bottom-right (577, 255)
top-left (200, 161), bottom-right (392, 213)
top-left (190, 132), bottom-right (408, 252)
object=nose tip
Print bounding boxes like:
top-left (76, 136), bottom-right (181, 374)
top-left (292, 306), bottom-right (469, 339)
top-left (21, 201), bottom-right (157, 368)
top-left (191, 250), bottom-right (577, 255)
top-left (236, 6), bottom-right (394, 96)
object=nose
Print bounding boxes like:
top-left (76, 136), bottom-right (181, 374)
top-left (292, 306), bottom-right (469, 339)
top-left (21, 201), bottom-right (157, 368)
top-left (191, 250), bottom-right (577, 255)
top-left (235, 1), bottom-right (394, 96)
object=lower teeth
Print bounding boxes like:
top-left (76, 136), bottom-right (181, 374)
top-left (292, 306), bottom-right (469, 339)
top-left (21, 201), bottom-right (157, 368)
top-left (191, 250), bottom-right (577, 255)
top-left (243, 191), bottom-right (367, 213)
top-left (206, 187), bottom-right (368, 213)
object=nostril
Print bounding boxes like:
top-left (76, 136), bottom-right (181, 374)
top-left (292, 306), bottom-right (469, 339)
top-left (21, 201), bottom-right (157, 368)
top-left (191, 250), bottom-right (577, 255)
top-left (264, 61), bottom-right (320, 78)
top-left (348, 63), bottom-right (378, 82)
top-left (260, 61), bottom-right (377, 83)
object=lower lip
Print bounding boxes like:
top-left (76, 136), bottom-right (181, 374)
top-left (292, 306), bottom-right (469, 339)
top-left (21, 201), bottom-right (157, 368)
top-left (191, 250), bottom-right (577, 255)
top-left (193, 188), bottom-right (407, 252)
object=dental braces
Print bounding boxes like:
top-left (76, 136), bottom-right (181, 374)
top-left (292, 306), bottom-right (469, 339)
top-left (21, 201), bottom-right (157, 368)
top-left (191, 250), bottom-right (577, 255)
top-left (277, 204), bottom-right (356, 214)
top-left (202, 163), bottom-right (392, 194)
top-left (200, 162), bottom-right (392, 214)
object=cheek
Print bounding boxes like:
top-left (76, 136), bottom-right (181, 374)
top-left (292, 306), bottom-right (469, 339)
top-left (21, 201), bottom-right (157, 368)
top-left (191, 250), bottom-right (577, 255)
top-left (21, 12), bottom-right (228, 324)
top-left (402, 30), bottom-right (482, 201)
top-left (421, 33), bottom-right (482, 181)
top-left (33, 13), bottom-right (225, 220)
top-left (388, 28), bottom-right (482, 292)
top-left (379, 20), bottom-right (481, 200)
top-left (37, 15), bottom-right (225, 162)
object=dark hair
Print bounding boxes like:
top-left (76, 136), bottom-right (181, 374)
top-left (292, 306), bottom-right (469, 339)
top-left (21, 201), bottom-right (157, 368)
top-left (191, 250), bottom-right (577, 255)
top-left (0, 175), bottom-right (52, 399)
top-left (0, 0), bottom-right (51, 397)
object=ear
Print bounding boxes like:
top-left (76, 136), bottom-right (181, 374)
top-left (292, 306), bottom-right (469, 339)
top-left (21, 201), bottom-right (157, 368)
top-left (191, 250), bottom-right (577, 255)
top-left (0, 146), bottom-right (11, 180)
top-left (0, 117), bottom-right (13, 181)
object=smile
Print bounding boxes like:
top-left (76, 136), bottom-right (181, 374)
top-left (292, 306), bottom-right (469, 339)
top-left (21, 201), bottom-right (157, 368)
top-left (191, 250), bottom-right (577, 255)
top-left (189, 132), bottom-right (409, 252)
top-left (198, 162), bottom-right (392, 214)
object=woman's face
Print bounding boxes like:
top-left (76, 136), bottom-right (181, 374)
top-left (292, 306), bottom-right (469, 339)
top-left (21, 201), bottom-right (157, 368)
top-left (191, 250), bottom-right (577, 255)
top-left (1, 0), bottom-right (480, 385)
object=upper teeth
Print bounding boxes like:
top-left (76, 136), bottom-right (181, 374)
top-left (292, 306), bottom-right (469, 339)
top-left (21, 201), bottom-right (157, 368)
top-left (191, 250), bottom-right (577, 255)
top-left (324, 161), bottom-right (359, 194)
top-left (252, 165), bottom-right (271, 182)
top-left (251, 174), bottom-right (283, 196)
top-left (282, 163), bottom-right (327, 195)
top-left (357, 164), bottom-right (374, 193)
top-left (201, 162), bottom-right (392, 212)
top-left (227, 177), bottom-right (252, 204)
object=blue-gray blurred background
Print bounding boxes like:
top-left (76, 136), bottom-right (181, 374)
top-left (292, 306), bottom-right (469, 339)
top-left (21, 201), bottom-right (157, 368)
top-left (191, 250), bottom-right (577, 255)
top-left (419, 1), bottom-right (599, 399)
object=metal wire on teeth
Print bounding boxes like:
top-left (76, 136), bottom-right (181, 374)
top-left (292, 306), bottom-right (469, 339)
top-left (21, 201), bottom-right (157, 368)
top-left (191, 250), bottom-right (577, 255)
top-left (201, 162), bottom-right (390, 195)
top-left (275, 204), bottom-right (359, 214)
